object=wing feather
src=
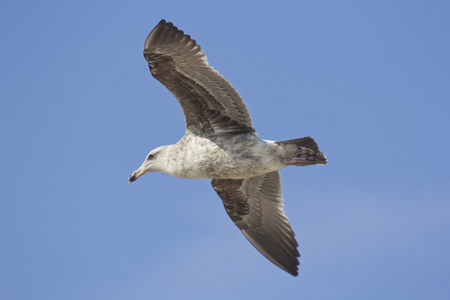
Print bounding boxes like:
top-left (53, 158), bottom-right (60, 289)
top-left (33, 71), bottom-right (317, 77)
top-left (212, 171), bottom-right (300, 276)
top-left (144, 20), bottom-right (255, 136)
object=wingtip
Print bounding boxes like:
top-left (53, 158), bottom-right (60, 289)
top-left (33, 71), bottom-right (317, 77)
top-left (281, 259), bottom-right (299, 277)
top-left (144, 19), bottom-right (180, 53)
top-left (287, 266), bottom-right (299, 277)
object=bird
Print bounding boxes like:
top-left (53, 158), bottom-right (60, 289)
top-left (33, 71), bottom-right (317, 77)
top-left (129, 19), bottom-right (327, 276)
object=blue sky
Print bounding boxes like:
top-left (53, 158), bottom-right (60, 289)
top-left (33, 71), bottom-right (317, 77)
top-left (1, 1), bottom-right (449, 299)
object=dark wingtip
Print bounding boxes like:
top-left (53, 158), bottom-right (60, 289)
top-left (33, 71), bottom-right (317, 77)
top-left (144, 19), bottom-right (176, 54)
top-left (289, 269), bottom-right (299, 277)
top-left (284, 261), bottom-right (299, 277)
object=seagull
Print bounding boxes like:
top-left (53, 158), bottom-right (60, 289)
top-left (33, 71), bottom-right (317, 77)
top-left (129, 20), bottom-right (327, 276)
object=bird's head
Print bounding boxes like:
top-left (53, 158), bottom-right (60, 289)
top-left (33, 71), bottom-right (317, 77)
top-left (128, 146), bottom-right (167, 182)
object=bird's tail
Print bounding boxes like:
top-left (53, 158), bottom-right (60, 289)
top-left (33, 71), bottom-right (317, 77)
top-left (276, 137), bottom-right (327, 166)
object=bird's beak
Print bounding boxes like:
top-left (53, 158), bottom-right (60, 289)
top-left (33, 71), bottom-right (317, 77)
top-left (128, 166), bottom-right (146, 183)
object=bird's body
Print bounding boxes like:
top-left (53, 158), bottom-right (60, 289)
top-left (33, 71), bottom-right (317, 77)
top-left (151, 132), bottom-right (284, 179)
top-left (129, 20), bottom-right (327, 276)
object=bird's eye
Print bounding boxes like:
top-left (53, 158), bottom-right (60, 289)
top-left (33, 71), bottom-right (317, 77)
top-left (147, 154), bottom-right (154, 160)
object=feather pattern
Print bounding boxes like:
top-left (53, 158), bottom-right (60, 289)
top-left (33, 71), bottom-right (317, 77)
top-left (212, 171), bottom-right (300, 276)
top-left (144, 20), bottom-right (255, 136)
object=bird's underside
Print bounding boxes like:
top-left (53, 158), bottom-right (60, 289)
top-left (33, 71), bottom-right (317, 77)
top-left (129, 19), bottom-right (327, 277)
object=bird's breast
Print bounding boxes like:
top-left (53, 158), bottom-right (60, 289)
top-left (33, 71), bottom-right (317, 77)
top-left (167, 133), bottom-right (284, 179)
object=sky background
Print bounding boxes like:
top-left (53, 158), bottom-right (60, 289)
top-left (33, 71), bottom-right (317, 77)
top-left (1, 1), bottom-right (450, 299)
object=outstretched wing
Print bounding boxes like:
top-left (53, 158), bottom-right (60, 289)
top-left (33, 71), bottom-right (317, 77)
top-left (144, 20), bottom-right (255, 136)
top-left (211, 171), bottom-right (300, 276)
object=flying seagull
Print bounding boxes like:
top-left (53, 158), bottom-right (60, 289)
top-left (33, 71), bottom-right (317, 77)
top-left (129, 20), bottom-right (327, 276)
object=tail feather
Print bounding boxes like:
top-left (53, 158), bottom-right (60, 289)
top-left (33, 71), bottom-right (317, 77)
top-left (276, 137), bottom-right (327, 166)
top-left (275, 137), bottom-right (319, 151)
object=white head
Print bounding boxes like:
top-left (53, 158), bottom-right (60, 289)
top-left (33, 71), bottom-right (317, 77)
top-left (128, 145), bottom-right (169, 182)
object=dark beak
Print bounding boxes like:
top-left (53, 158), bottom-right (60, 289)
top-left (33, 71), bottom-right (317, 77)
top-left (128, 166), bottom-right (146, 183)
top-left (128, 173), bottom-right (137, 183)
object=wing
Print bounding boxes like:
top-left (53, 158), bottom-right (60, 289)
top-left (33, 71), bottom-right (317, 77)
top-left (211, 171), bottom-right (300, 276)
top-left (144, 20), bottom-right (255, 136)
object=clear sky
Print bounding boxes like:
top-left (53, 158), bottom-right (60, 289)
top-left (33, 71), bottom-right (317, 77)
top-left (1, 1), bottom-right (449, 299)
